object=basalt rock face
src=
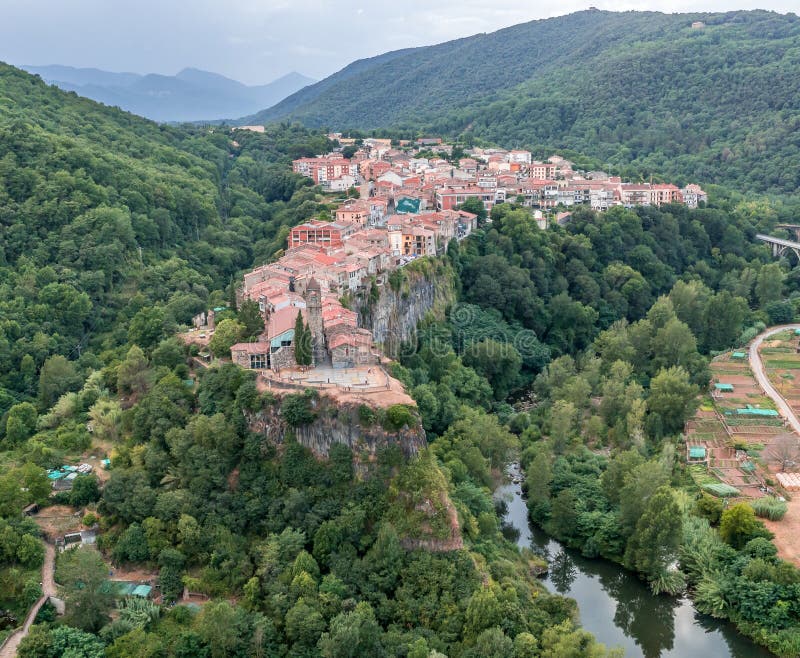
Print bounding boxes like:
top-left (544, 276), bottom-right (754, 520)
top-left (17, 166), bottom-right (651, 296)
top-left (360, 260), bottom-right (455, 357)
top-left (247, 399), bottom-right (426, 460)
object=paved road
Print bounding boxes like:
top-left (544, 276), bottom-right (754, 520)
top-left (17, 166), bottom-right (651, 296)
top-left (748, 324), bottom-right (800, 436)
top-left (0, 542), bottom-right (56, 658)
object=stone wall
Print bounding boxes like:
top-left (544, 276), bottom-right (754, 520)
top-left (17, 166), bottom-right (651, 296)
top-left (271, 345), bottom-right (295, 370)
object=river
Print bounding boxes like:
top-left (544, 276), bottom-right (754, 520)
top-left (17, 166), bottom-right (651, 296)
top-left (497, 469), bottom-right (773, 658)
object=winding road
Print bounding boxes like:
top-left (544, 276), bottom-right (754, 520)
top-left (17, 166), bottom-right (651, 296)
top-left (748, 324), bottom-right (800, 436)
top-left (0, 542), bottom-right (56, 658)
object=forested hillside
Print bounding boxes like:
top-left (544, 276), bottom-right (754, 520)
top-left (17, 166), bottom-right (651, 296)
top-left (0, 61), bottom-right (332, 416)
top-left (251, 9), bottom-right (800, 195)
top-left (0, 63), bottom-right (621, 657)
top-left (5, 59), bottom-right (800, 656)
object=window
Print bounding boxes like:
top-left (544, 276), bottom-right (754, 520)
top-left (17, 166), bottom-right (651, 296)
top-left (250, 353), bottom-right (267, 369)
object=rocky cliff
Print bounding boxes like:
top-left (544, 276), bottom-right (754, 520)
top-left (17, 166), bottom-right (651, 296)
top-left (359, 257), bottom-right (456, 357)
top-left (247, 395), bottom-right (426, 461)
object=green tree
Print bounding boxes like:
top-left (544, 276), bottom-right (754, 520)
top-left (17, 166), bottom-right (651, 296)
top-left (196, 600), bottom-right (244, 658)
top-left (117, 345), bottom-right (151, 397)
top-left (208, 319), bottom-right (245, 358)
top-left (5, 402), bottom-right (37, 445)
top-left (294, 311), bottom-right (312, 366)
top-left (285, 597), bottom-right (326, 648)
top-left (19, 625), bottom-right (105, 658)
top-left (703, 291), bottom-right (748, 350)
top-left (755, 263), bottom-right (785, 307)
top-left (646, 366), bottom-right (698, 436)
top-left (318, 601), bottom-right (385, 658)
top-left (458, 197), bottom-right (488, 225)
top-left (624, 486), bottom-right (682, 581)
top-left (151, 337), bottom-right (186, 369)
top-left (38, 355), bottom-right (82, 409)
top-left (89, 397), bottom-right (122, 442)
top-left (719, 503), bottom-right (772, 549)
top-left (128, 306), bottom-right (167, 350)
top-left (238, 299), bottom-right (265, 338)
top-left (106, 628), bottom-right (165, 658)
top-left (58, 546), bottom-right (114, 631)
top-left (69, 474), bottom-right (101, 507)
top-left (463, 338), bottom-right (522, 400)
top-left (549, 400), bottom-right (577, 454)
top-left (18, 463), bottom-right (51, 505)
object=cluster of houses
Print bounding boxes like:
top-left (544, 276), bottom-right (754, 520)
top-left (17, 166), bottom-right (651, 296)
top-left (230, 136), bottom-right (707, 373)
top-left (293, 136), bottom-right (708, 212)
top-left (230, 195), bottom-right (477, 372)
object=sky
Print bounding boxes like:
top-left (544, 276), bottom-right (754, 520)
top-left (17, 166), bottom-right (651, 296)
top-left (0, 0), bottom-right (796, 85)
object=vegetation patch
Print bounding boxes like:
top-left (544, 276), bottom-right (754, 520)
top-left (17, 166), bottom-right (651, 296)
top-left (752, 496), bottom-right (789, 521)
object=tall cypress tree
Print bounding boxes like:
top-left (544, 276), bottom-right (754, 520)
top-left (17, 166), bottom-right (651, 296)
top-left (294, 311), bottom-right (312, 366)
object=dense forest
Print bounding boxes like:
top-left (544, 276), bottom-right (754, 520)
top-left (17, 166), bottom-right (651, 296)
top-left (4, 58), bottom-right (800, 657)
top-left (408, 202), bottom-right (800, 656)
top-left (0, 63), bottom-right (621, 657)
top-left (251, 9), bottom-right (800, 196)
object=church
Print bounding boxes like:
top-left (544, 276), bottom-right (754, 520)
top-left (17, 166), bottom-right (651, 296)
top-left (230, 275), bottom-right (376, 371)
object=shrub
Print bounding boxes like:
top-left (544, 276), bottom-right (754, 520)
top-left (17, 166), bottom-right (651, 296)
top-left (281, 394), bottom-right (316, 427)
top-left (382, 404), bottom-right (416, 432)
top-left (695, 493), bottom-right (724, 525)
top-left (358, 405), bottom-right (377, 426)
top-left (751, 496), bottom-right (788, 521)
top-left (82, 512), bottom-right (98, 527)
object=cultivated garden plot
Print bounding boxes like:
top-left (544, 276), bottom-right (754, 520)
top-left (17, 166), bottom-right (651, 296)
top-left (760, 333), bottom-right (800, 417)
top-left (684, 356), bottom-right (791, 502)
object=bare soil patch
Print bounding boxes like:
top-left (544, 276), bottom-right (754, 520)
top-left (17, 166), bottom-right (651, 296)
top-left (762, 496), bottom-right (800, 566)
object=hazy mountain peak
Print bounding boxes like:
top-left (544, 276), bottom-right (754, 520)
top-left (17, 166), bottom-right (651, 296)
top-left (17, 63), bottom-right (316, 122)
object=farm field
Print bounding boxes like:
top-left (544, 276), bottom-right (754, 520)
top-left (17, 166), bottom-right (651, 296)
top-left (682, 333), bottom-right (800, 565)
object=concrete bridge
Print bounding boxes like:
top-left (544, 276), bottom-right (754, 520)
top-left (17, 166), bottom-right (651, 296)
top-left (756, 233), bottom-right (800, 260)
top-left (776, 224), bottom-right (800, 241)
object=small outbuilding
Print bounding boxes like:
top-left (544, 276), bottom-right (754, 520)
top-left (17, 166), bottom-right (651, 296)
top-left (714, 383), bottom-right (734, 393)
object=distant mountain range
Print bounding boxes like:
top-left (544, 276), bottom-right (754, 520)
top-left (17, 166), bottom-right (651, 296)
top-left (241, 9), bottom-right (800, 196)
top-left (20, 65), bottom-right (315, 122)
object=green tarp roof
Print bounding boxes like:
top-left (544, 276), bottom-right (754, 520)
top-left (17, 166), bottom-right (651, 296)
top-left (736, 408), bottom-right (779, 416)
top-left (689, 447), bottom-right (707, 459)
top-left (132, 585), bottom-right (152, 598)
top-left (395, 197), bottom-right (421, 214)
top-left (715, 383), bottom-right (734, 391)
top-left (732, 352), bottom-right (747, 359)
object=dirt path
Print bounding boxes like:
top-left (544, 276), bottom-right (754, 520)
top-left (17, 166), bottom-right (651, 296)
top-left (748, 325), bottom-right (800, 567)
top-left (763, 497), bottom-right (800, 566)
top-left (749, 324), bottom-right (800, 435)
top-left (0, 542), bottom-right (56, 658)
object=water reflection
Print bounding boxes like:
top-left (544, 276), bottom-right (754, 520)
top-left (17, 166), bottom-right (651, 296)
top-left (549, 549), bottom-right (578, 594)
top-left (497, 476), bottom-right (773, 658)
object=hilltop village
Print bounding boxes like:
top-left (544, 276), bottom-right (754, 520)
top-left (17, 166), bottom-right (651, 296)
top-left (294, 135), bottom-right (708, 212)
top-left (223, 136), bottom-right (707, 383)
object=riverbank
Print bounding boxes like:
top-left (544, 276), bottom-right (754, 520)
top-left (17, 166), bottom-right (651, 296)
top-left (496, 467), bottom-right (773, 658)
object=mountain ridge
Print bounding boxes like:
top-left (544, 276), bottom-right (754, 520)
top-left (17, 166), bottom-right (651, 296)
top-left (244, 9), bottom-right (800, 195)
top-left (20, 64), bottom-right (315, 122)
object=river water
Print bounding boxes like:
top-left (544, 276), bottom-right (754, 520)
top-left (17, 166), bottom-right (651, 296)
top-left (497, 470), bottom-right (773, 658)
